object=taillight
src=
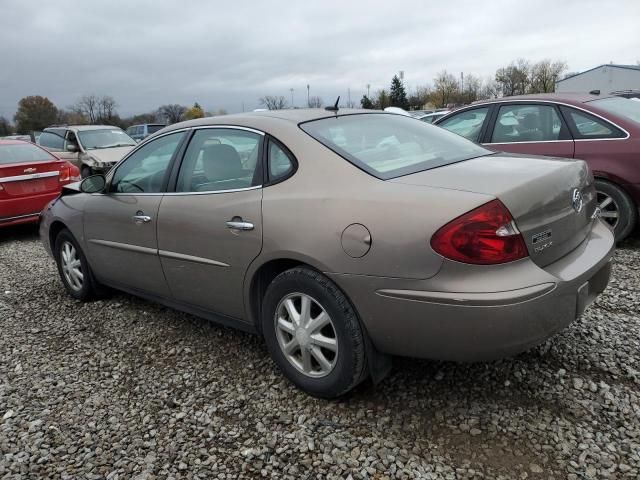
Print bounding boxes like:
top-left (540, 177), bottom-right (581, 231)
top-left (430, 199), bottom-right (528, 265)
top-left (59, 164), bottom-right (81, 183)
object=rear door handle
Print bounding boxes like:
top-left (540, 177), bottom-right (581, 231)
top-left (133, 215), bottom-right (152, 224)
top-left (226, 220), bottom-right (254, 231)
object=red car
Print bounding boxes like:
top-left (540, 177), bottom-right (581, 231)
top-left (0, 140), bottom-right (80, 228)
top-left (436, 93), bottom-right (640, 241)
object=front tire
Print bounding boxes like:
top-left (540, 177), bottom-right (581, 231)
top-left (54, 229), bottom-right (100, 301)
top-left (262, 267), bottom-right (367, 398)
top-left (595, 179), bottom-right (637, 242)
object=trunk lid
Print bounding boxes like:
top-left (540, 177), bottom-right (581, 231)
top-left (391, 153), bottom-right (597, 267)
top-left (0, 159), bottom-right (65, 199)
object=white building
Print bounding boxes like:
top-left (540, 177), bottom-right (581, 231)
top-left (555, 64), bottom-right (640, 94)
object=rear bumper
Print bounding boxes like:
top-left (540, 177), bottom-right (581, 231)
top-left (328, 220), bottom-right (615, 361)
top-left (0, 191), bottom-right (59, 228)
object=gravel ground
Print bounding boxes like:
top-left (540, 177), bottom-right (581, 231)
top-left (1, 224), bottom-right (639, 480)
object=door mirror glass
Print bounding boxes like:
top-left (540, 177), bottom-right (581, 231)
top-left (66, 143), bottom-right (79, 152)
top-left (80, 174), bottom-right (106, 193)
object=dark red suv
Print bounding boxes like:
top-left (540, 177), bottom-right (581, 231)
top-left (436, 93), bottom-right (640, 241)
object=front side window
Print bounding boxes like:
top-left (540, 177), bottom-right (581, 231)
top-left (563, 106), bottom-right (625, 139)
top-left (78, 128), bottom-right (136, 150)
top-left (491, 104), bottom-right (563, 143)
top-left (38, 131), bottom-right (65, 151)
top-left (300, 113), bottom-right (490, 179)
top-left (0, 143), bottom-right (57, 164)
top-left (438, 107), bottom-right (489, 142)
top-left (177, 129), bottom-right (262, 192)
top-left (110, 131), bottom-right (185, 193)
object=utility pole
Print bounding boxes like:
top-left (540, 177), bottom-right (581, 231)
top-left (290, 88), bottom-right (294, 108)
top-left (348, 88), bottom-right (351, 107)
top-left (461, 72), bottom-right (464, 94)
top-left (307, 84), bottom-right (310, 107)
top-left (367, 84), bottom-right (370, 98)
top-left (242, 101), bottom-right (245, 112)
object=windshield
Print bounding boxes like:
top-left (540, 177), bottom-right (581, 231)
top-left (0, 143), bottom-right (56, 164)
top-left (78, 129), bottom-right (136, 150)
top-left (300, 113), bottom-right (491, 179)
top-left (589, 97), bottom-right (640, 125)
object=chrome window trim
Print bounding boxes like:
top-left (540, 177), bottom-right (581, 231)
top-left (191, 125), bottom-right (266, 136)
top-left (0, 171), bottom-right (60, 183)
top-left (102, 185), bottom-right (263, 197)
top-left (449, 99), bottom-right (631, 141)
top-left (485, 140), bottom-right (574, 146)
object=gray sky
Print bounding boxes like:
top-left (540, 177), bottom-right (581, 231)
top-left (1, 0), bottom-right (639, 119)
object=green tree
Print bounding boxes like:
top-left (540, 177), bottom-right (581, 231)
top-left (13, 95), bottom-right (58, 133)
top-left (360, 95), bottom-right (375, 109)
top-left (0, 116), bottom-right (12, 136)
top-left (184, 102), bottom-right (205, 120)
top-left (374, 89), bottom-right (390, 109)
top-left (389, 75), bottom-right (409, 109)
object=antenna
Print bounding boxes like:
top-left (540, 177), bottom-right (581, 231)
top-left (325, 96), bottom-right (340, 112)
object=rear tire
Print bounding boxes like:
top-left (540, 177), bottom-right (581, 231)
top-left (54, 229), bottom-right (101, 301)
top-left (262, 267), bottom-right (367, 398)
top-left (595, 179), bottom-right (637, 242)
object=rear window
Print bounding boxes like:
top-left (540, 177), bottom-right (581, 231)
top-left (0, 143), bottom-right (56, 164)
top-left (147, 125), bottom-right (165, 134)
top-left (300, 113), bottom-right (490, 179)
top-left (588, 97), bottom-right (640, 125)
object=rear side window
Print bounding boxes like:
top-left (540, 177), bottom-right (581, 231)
top-left (562, 107), bottom-right (625, 139)
top-left (300, 114), bottom-right (490, 180)
top-left (0, 143), bottom-right (56, 164)
top-left (438, 107), bottom-right (489, 142)
top-left (491, 104), bottom-right (564, 143)
top-left (38, 131), bottom-right (65, 151)
top-left (176, 129), bottom-right (262, 192)
top-left (268, 140), bottom-right (294, 181)
top-left (147, 125), bottom-right (165, 134)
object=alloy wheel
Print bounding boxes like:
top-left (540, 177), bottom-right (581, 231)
top-left (274, 293), bottom-right (338, 378)
top-left (597, 190), bottom-right (620, 229)
top-left (61, 241), bottom-right (83, 291)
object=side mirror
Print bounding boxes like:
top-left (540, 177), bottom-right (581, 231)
top-left (80, 174), bottom-right (106, 193)
top-left (66, 143), bottom-right (79, 153)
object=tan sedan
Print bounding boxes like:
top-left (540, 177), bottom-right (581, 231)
top-left (40, 109), bottom-right (614, 398)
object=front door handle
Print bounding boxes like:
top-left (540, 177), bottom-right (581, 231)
top-left (226, 220), bottom-right (254, 231)
top-left (133, 214), bottom-right (152, 224)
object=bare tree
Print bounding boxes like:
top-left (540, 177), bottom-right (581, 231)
top-left (480, 76), bottom-right (501, 99)
top-left (432, 71), bottom-right (459, 108)
top-left (158, 104), bottom-right (187, 124)
top-left (529, 60), bottom-right (567, 93)
top-left (73, 94), bottom-right (99, 123)
top-left (307, 96), bottom-right (323, 108)
top-left (98, 96), bottom-right (118, 121)
top-left (495, 59), bottom-right (530, 96)
top-left (259, 96), bottom-right (288, 110)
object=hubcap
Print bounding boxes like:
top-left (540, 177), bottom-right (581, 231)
top-left (597, 191), bottom-right (619, 229)
top-left (274, 293), bottom-right (338, 378)
top-left (60, 241), bottom-right (83, 291)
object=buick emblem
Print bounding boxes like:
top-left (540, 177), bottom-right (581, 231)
top-left (571, 188), bottom-right (584, 213)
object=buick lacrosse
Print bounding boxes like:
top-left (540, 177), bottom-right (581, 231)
top-left (40, 109), bottom-right (614, 398)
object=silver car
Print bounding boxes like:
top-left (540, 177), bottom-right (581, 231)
top-left (40, 109), bottom-right (614, 398)
top-left (38, 125), bottom-right (136, 178)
